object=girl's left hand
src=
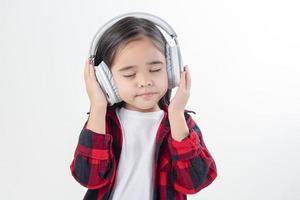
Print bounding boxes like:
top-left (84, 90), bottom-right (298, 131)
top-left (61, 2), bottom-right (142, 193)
top-left (168, 65), bottom-right (191, 113)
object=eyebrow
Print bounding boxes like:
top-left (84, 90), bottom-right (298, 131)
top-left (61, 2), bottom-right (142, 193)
top-left (118, 61), bottom-right (164, 72)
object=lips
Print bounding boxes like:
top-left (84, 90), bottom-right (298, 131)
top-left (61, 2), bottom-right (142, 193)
top-left (137, 92), bottom-right (157, 96)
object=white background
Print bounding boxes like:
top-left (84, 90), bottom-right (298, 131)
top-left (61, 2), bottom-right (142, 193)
top-left (1, 0), bottom-right (299, 199)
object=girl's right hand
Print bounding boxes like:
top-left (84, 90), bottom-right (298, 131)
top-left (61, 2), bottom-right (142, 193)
top-left (84, 58), bottom-right (108, 109)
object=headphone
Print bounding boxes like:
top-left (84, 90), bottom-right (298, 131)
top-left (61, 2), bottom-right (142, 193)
top-left (88, 12), bottom-right (184, 106)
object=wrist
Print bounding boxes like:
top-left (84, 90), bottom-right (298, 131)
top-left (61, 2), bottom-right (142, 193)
top-left (168, 109), bottom-right (184, 116)
top-left (90, 104), bottom-right (107, 115)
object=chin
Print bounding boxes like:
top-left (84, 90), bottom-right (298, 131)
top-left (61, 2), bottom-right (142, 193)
top-left (136, 102), bottom-right (156, 109)
top-left (125, 101), bottom-right (160, 112)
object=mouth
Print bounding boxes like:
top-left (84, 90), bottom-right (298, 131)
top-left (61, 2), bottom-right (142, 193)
top-left (137, 92), bottom-right (157, 96)
top-left (136, 92), bottom-right (158, 98)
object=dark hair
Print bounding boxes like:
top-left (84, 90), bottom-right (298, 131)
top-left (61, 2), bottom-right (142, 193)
top-left (94, 16), bottom-right (172, 110)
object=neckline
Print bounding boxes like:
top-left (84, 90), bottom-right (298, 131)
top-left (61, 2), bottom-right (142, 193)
top-left (119, 107), bottom-right (164, 117)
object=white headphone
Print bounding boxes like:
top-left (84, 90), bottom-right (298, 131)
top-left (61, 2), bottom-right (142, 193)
top-left (88, 12), bottom-right (184, 106)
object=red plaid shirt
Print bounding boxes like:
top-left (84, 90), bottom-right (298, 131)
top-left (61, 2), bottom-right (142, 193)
top-left (70, 104), bottom-right (217, 200)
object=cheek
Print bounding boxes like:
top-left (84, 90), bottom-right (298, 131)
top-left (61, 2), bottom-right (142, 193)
top-left (112, 75), bottom-right (124, 91)
top-left (157, 72), bottom-right (168, 88)
top-left (113, 77), bottom-right (134, 97)
top-left (115, 79), bottom-right (127, 91)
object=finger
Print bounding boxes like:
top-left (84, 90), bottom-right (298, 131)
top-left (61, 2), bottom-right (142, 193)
top-left (182, 65), bottom-right (188, 90)
top-left (180, 69), bottom-right (186, 90)
top-left (185, 65), bottom-right (191, 91)
top-left (89, 63), bottom-right (97, 82)
top-left (84, 59), bottom-right (90, 82)
top-left (183, 66), bottom-right (187, 90)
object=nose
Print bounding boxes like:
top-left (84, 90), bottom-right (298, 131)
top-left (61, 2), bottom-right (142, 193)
top-left (137, 74), bottom-right (153, 88)
top-left (138, 80), bottom-right (153, 88)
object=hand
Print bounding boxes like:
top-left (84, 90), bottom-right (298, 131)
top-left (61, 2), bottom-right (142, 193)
top-left (168, 65), bottom-right (191, 113)
top-left (84, 58), bottom-right (108, 108)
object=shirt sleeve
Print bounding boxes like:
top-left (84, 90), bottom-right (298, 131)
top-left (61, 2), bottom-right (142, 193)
top-left (167, 111), bottom-right (218, 194)
top-left (69, 120), bottom-right (116, 189)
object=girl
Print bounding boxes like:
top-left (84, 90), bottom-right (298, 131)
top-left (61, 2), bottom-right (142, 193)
top-left (70, 16), bottom-right (217, 200)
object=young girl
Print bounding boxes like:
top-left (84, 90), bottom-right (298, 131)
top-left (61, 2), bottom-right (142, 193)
top-left (70, 15), bottom-right (217, 200)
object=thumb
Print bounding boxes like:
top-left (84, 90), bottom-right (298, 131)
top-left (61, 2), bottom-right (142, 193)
top-left (89, 65), bottom-right (97, 81)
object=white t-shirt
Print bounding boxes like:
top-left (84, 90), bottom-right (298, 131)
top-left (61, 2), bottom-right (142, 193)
top-left (109, 106), bottom-right (164, 200)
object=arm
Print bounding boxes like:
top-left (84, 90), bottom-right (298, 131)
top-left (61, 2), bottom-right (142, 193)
top-left (85, 105), bottom-right (106, 134)
top-left (167, 110), bottom-right (218, 194)
top-left (70, 107), bottom-right (116, 189)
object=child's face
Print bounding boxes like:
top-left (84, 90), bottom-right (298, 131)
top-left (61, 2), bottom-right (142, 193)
top-left (111, 36), bottom-right (168, 112)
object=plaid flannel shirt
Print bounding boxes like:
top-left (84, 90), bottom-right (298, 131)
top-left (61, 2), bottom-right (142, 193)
top-left (70, 104), bottom-right (217, 200)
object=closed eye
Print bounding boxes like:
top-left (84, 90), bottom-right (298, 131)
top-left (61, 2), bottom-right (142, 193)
top-left (150, 69), bottom-right (161, 73)
top-left (123, 69), bottom-right (161, 78)
top-left (123, 74), bottom-right (135, 78)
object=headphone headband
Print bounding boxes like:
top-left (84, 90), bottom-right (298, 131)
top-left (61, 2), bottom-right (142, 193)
top-left (89, 12), bottom-right (179, 60)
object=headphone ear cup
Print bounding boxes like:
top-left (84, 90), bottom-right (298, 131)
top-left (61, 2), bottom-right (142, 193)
top-left (165, 43), bottom-right (182, 89)
top-left (94, 61), bottom-right (123, 106)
